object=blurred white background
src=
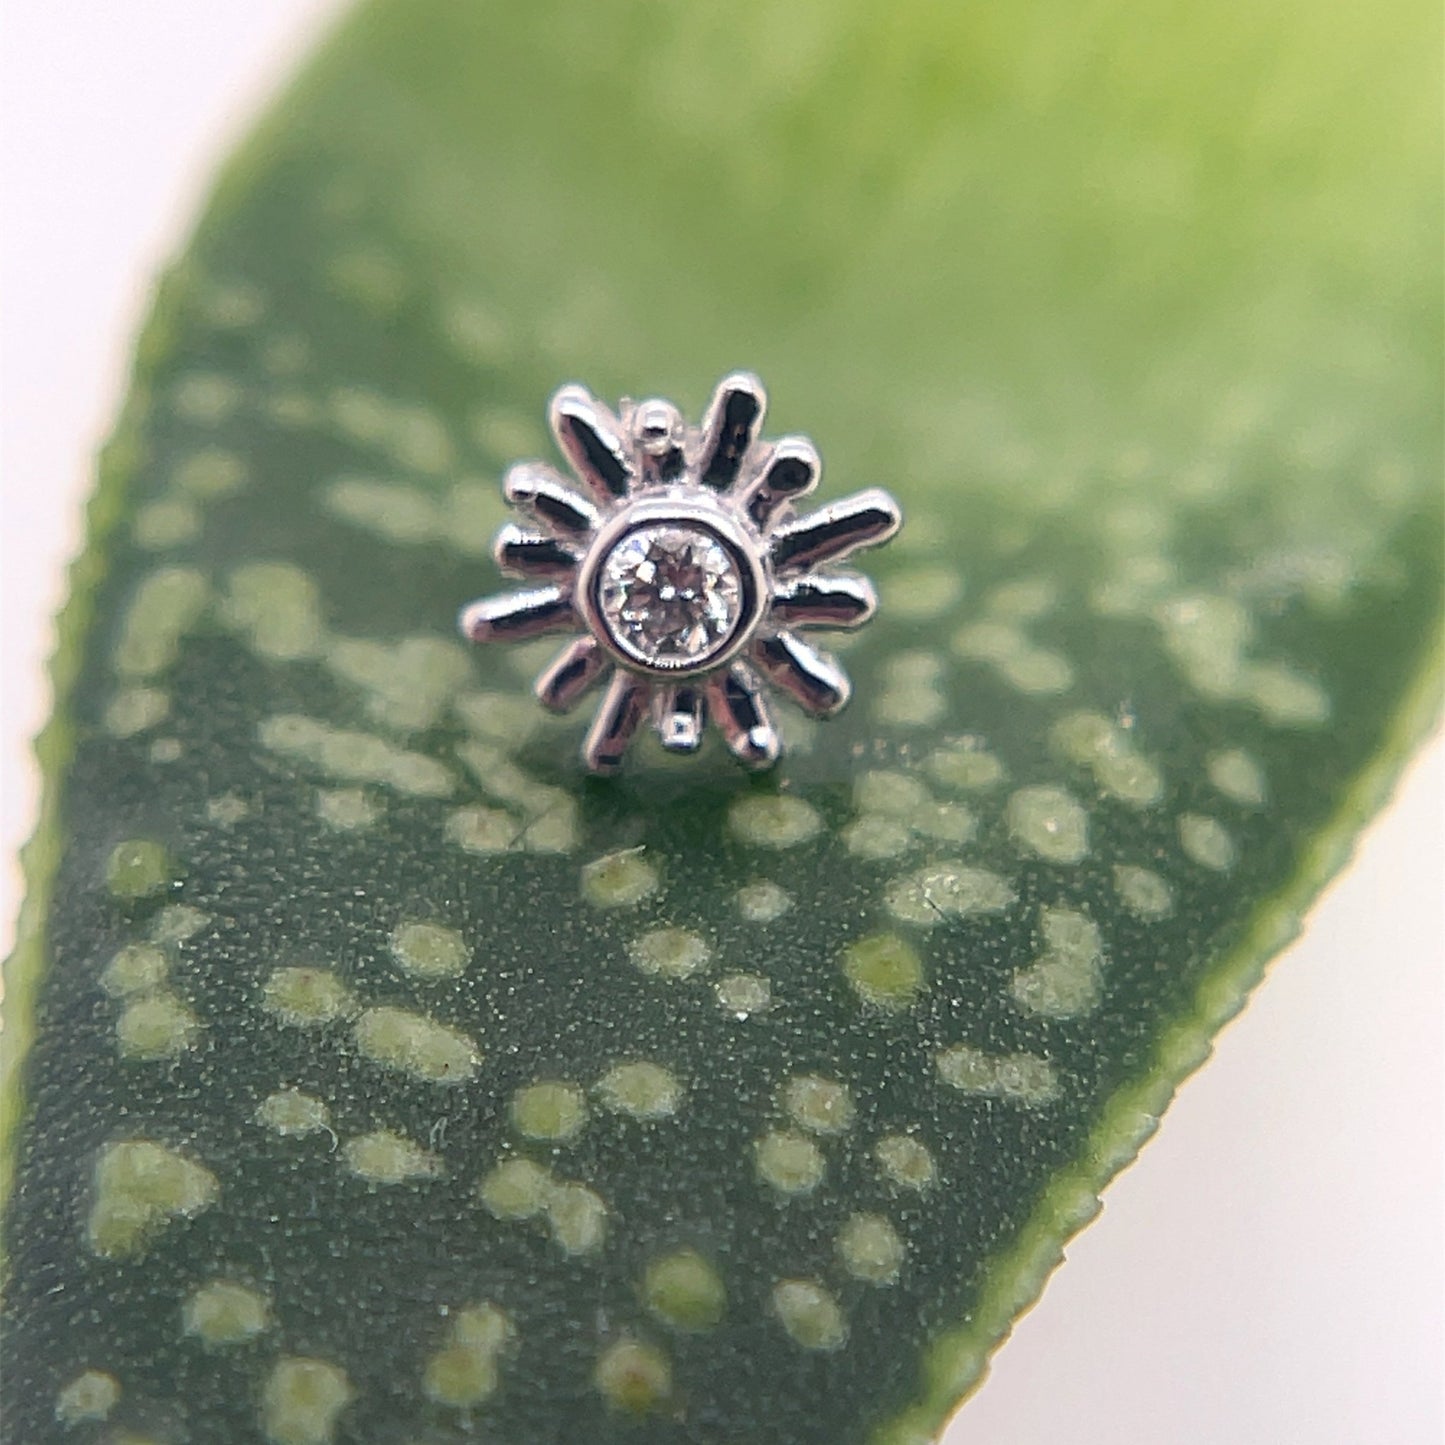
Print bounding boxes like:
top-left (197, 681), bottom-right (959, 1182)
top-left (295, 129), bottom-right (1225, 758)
top-left (0, 4), bottom-right (1440, 1441)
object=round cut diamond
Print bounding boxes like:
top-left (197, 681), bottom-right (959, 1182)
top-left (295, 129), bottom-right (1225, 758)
top-left (597, 524), bottom-right (744, 668)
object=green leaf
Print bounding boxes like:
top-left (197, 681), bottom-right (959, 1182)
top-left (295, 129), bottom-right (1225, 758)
top-left (2, 0), bottom-right (1439, 1441)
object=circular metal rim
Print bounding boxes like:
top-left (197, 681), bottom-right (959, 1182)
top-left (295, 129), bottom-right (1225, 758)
top-left (576, 494), bottom-right (769, 679)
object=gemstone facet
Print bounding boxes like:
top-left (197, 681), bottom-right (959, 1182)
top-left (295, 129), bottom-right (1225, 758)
top-left (596, 524), bottom-right (744, 669)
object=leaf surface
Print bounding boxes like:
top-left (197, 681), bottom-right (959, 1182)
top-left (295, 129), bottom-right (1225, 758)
top-left (2, 1), bottom-right (1440, 1441)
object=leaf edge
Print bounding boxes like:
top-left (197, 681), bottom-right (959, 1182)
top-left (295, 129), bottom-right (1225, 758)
top-left (872, 648), bottom-right (1444, 1444)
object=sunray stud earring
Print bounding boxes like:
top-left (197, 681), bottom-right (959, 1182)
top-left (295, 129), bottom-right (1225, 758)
top-left (459, 373), bottom-right (902, 773)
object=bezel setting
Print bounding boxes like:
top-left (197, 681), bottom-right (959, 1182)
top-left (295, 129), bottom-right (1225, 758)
top-left (577, 497), bottom-right (769, 678)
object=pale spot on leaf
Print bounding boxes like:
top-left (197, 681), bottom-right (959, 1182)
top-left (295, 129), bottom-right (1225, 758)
top-left (86, 1140), bottom-right (219, 1258)
top-left (1005, 785), bottom-right (1089, 863)
top-left (389, 920), bottom-right (468, 980)
top-left (882, 564), bottom-right (963, 619)
top-left (1207, 747), bottom-right (1268, 806)
top-left (983, 577), bottom-right (1057, 619)
top-left (1010, 907), bottom-right (1105, 1019)
top-left (105, 839), bottom-right (173, 900)
top-left (478, 1157), bottom-right (553, 1220)
top-left (442, 294), bottom-right (511, 367)
top-left (772, 1279), bottom-right (847, 1350)
top-left (199, 280), bottom-right (264, 329)
top-left (184, 1281), bottom-right (272, 1346)
top-left (1156, 594), bottom-right (1329, 726)
top-left (207, 792), bottom-right (251, 826)
top-left (628, 926), bottom-right (709, 980)
top-left (257, 1089), bottom-right (332, 1138)
top-left (843, 814), bottom-right (914, 860)
top-left (261, 714), bottom-right (454, 798)
top-left (597, 1061), bottom-right (683, 1119)
top-left (998, 647), bottom-right (1075, 694)
top-left (171, 372), bottom-right (241, 424)
top-left (545, 1182), bottom-right (608, 1254)
top-left (837, 1212), bottom-right (906, 1284)
top-left (135, 498), bottom-right (200, 549)
top-left (100, 945), bottom-right (168, 998)
top-left (174, 448), bottom-right (247, 499)
top-left (117, 992), bottom-right (201, 1060)
top-left (1179, 812), bottom-right (1237, 871)
top-left (316, 788), bottom-right (377, 831)
top-left (326, 476), bottom-right (440, 543)
top-left (326, 636), bottom-right (471, 733)
top-left (581, 849), bottom-right (659, 907)
top-left (735, 880), bottom-right (792, 922)
top-left (593, 1338), bottom-right (671, 1414)
top-left (885, 861), bottom-right (1015, 927)
top-left (643, 1248), bottom-right (727, 1331)
top-left (783, 1074), bottom-right (855, 1134)
top-left (716, 973), bottom-right (773, 1018)
top-left (262, 967), bottom-right (355, 1027)
top-left (115, 568), bottom-right (210, 680)
top-left (926, 740), bottom-right (1005, 792)
top-left (329, 386), bottom-right (454, 474)
top-left (1245, 662), bottom-right (1330, 726)
top-left (729, 793), bottom-right (822, 848)
top-left (328, 247), bottom-right (410, 315)
top-left (874, 649), bottom-right (946, 725)
top-left (260, 1357), bottom-right (354, 1445)
top-left (875, 1134), bottom-right (936, 1191)
top-left (222, 563), bottom-right (326, 661)
top-left (353, 1006), bottom-right (480, 1084)
top-left (955, 621), bottom-right (1073, 695)
top-left (454, 689), bottom-right (541, 743)
top-left (150, 903), bottom-right (208, 944)
top-left (342, 1129), bottom-right (442, 1185)
top-left (1051, 711), bottom-right (1163, 806)
top-left (754, 1129), bottom-right (825, 1195)
top-left (855, 770), bottom-right (932, 819)
top-left (842, 933), bottom-right (926, 1010)
top-left (511, 1080), bottom-right (588, 1141)
top-left (55, 1371), bottom-right (120, 1425)
top-left (1113, 863), bottom-right (1175, 919)
top-left (936, 1044), bottom-right (1059, 1107)
top-left (423, 1303), bottom-right (513, 1408)
top-left (104, 687), bottom-right (170, 738)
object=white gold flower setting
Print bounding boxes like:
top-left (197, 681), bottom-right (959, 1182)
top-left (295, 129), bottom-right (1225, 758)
top-left (459, 373), bottom-right (902, 773)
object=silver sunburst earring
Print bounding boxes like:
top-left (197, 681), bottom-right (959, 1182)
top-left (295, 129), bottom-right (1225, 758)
top-left (458, 373), bottom-right (902, 773)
